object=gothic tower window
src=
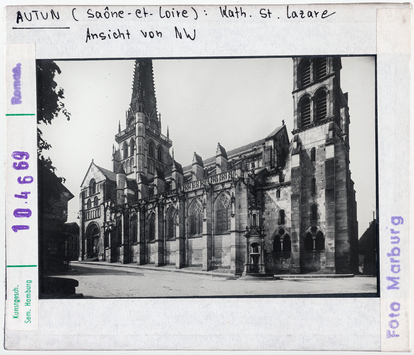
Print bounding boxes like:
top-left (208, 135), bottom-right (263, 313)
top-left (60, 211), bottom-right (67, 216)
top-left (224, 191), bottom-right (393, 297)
top-left (315, 231), bottom-right (325, 250)
top-left (94, 196), bottom-right (99, 207)
top-left (123, 142), bottom-right (129, 160)
top-left (130, 139), bottom-right (135, 156)
top-left (273, 228), bottom-right (291, 253)
top-left (299, 59), bottom-right (311, 87)
top-left (148, 141), bottom-right (155, 158)
top-left (148, 213), bottom-right (156, 241)
top-left (278, 210), bottom-right (286, 225)
top-left (276, 189), bottom-right (280, 199)
top-left (215, 193), bottom-right (231, 234)
top-left (89, 179), bottom-right (96, 195)
top-left (304, 227), bottom-right (325, 251)
top-left (314, 58), bottom-right (327, 81)
top-left (148, 159), bottom-right (155, 174)
top-left (315, 90), bottom-right (327, 121)
top-left (166, 206), bottom-right (176, 240)
top-left (188, 200), bottom-right (203, 237)
top-left (311, 204), bottom-right (318, 220)
top-left (283, 234), bottom-right (292, 252)
top-left (311, 147), bottom-right (316, 162)
top-left (157, 145), bottom-right (163, 163)
top-left (300, 96), bottom-right (311, 127)
top-left (87, 199), bottom-right (92, 209)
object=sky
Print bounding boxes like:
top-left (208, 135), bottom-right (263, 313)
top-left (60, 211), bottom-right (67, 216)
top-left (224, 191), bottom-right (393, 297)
top-left (39, 56), bottom-right (376, 234)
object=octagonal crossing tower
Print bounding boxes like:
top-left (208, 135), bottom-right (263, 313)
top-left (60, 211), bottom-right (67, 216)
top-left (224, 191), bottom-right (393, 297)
top-left (290, 57), bottom-right (358, 274)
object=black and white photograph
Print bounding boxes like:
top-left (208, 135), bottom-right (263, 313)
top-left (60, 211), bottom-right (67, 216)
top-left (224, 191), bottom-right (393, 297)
top-left (37, 56), bottom-right (378, 299)
top-left (5, 3), bottom-right (412, 351)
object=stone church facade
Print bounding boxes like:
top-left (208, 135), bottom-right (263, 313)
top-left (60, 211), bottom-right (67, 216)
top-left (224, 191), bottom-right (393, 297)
top-left (78, 57), bottom-right (359, 275)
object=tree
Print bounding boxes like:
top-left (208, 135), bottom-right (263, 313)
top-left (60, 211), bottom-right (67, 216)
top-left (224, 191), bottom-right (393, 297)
top-left (37, 61), bottom-right (71, 172)
top-left (37, 61), bottom-right (74, 285)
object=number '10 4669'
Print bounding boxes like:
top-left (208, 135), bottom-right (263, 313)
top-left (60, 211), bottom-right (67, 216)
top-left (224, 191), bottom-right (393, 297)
top-left (11, 151), bottom-right (33, 233)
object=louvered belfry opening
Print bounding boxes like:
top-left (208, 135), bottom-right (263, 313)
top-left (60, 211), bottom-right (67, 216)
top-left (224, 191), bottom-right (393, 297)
top-left (300, 96), bottom-right (311, 127)
top-left (314, 57), bottom-right (327, 81)
top-left (315, 90), bottom-right (327, 121)
top-left (299, 59), bottom-right (311, 87)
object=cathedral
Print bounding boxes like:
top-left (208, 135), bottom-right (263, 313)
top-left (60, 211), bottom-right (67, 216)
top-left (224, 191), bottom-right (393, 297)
top-left (78, 57), bottom-right (359, 275)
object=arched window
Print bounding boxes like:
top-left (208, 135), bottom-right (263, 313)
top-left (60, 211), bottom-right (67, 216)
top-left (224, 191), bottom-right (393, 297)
top-left (148, 158), bottom-right (155, 174)
top-left (166, 206), bottom-right (176, 240)
top-left (148, 213), bottom-right (156, 241)
top-left (157, 146), bottom-right (163, 163)
top-left (215, 193), bottom-right (231, 234)
top-left (311, 147), bottom-right (316, 162)
top-left (123, 142), bottom-right (129, 160)
top-left (311, 204), bottom-right (318, 220)
top-left (130, 139), bottom-right (135, 156)
top-left (273, 228), bottom-right (291, 253)
top-left (278, 210), bottom-right (285, 225)
top-left (315, 231), bottom-right (325, 250)
top-left (315, 90), bottom-right (327, 121)
top-left (304, 226), bottom-right (325, 251)
top-left (283, 234), bottom-right (292, 252)
top-left (148, 141), bottom-right (155, 158)
top-left (188, 200), bottom-right (203, 237)
top-left (311, 178), bottom-right (316, 195)
top-left (87, 199), bottom-right (92, 209)
top-left (276, 189), bottom-right (280, 199)
top-left (89, 179), bottom-right (96, 195)
top-left (299, 59), bottom-right (311, 87)
top-left (94, 196), bottom-right (99, 207)
top-left (314, 58), bottom-right (327, 81)
top-left (300, 96), bottom-right (311, 127)
top-left (304, 232), bottom-right (313, 251)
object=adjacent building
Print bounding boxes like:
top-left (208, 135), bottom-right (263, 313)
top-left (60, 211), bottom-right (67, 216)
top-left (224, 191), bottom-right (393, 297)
top-left (78, 57), bottom-right (359, 275)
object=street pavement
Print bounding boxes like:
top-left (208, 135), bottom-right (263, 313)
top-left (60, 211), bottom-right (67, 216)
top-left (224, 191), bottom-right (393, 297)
top-left (55, 261), bottom-right (378, 298)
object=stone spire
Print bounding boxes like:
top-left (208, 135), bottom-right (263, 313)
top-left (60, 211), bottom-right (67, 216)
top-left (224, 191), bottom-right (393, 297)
top-left (127, 59), bottom-right (158, 127)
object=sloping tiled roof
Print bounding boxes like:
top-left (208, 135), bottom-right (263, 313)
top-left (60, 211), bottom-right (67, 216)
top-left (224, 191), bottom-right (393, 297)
top-left (266, 125), bottom-right (283, 139)
top-left (96, 164), bottom-right (116, 181)
top-left (183, 137), bottom-right (266, 173)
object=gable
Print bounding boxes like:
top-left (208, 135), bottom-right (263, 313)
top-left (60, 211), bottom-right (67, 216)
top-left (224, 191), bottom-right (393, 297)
top-left (80, 162), bottom-right (110, 189)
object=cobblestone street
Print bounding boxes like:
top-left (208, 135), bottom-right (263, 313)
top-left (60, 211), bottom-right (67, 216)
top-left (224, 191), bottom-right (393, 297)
top-left (54, 262), bottom-right (378, 298)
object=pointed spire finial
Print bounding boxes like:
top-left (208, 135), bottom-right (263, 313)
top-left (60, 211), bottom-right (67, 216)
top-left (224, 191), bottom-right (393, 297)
top-left (172, 147), bottom-right (175, 160)
top-left (282, 119), bottom-right (285, 126)
top-left (167, 125), bottom-right (169, 139)
top-left (118, 121), bottom-right (121, 133)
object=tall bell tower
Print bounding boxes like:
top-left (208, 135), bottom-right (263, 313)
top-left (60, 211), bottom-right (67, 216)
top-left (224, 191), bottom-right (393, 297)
top-left (290, 57), bottom-right (358, 274)
top-left (113, 60), bottom-right (173, 192)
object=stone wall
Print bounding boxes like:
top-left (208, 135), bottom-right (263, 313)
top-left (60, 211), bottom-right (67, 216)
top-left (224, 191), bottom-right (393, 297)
top-left (212, 234), bottom-right (231, 269)
top-left (165, 240), bottom-right (176, 265)
top-left (188, 237), bottom-right (203, 266)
